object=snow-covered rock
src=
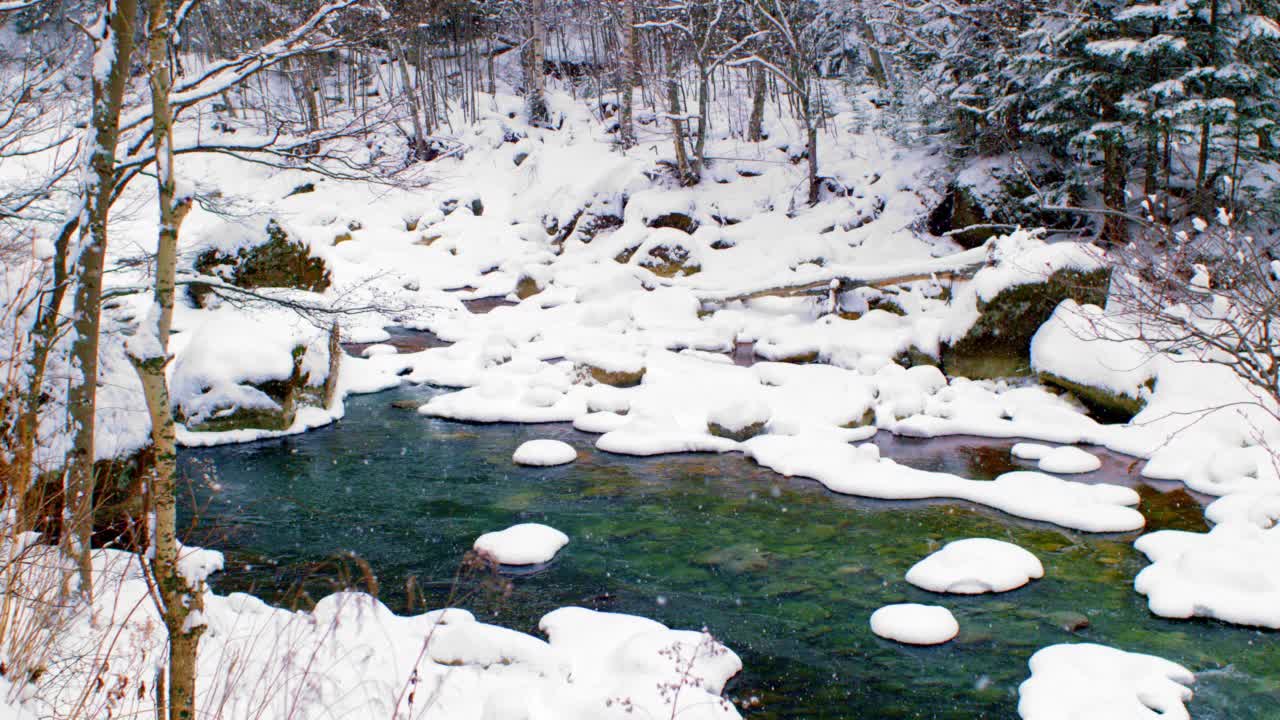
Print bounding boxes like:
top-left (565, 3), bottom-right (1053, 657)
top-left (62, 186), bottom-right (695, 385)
top-left (1037, 446), bottom-right (1102, 474)
top-left (513, 439), bottom-right (578, 466)
top-left (905, 538), bottom-right (1043, 595)
top-left (1134, 522), bottom-right (1280, 629)
top-left (744, 435), bottom-right (1144, 532)
top-left (869, 603), bottom-right (959, 646)
top-left (707, 398), bottom-right (771, 441)
top-left (473, 523), bottom-right (570, 565)
top-left (1017, 644), bottom-right (1194, 720)
top-left (1012, 443), bottom-right (1051, 460)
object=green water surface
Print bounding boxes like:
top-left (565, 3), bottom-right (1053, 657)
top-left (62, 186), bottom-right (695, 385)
top-left (179, 384), bottom-right (1280, 719)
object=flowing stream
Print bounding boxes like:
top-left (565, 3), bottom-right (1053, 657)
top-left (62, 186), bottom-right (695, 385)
top-left (180, 383), bottom-right (1280, 719)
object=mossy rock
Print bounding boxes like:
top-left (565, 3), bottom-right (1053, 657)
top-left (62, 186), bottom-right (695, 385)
top-left (575, 212), bottom-right (623, 244)
top-left (941, 267), bottom-right (1110, 380)
top-left (708, 420), bottom-right (766, 442)
top-left (1039, 371), bottom-right (1149, 424)
top-left (181, 345), bottom-right (308, 432)
top-left (190, 220), bottom-right (331, 307)
top-left (647, 212), bottom-right (699, 234)
top-left (840, 408), bottom-right (878, 429)
top-left (894, 346), bottom-right (939, 369)
top-left (774, 349), bottom-right (820, 364)
top-left (866, 293), bottom-right (906, 316)
top-left (585, 365), bottom-right (646, 388)
top-left (515, 274), bottom-right (543, 299)
top-left (637, 244), bottom-right (700, 277)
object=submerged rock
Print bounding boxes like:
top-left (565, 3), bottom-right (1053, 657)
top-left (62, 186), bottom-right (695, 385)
top-left (694, 544), bottom-right (771, 574)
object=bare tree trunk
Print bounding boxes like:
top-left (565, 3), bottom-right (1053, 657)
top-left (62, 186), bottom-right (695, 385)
top-left (805, 118), bottom-right (819, 206)
top-left (392, 38), bottom-right (430, 160)
top-left (65, 0), bottom-right (140, 601)
top-left (525, 0), bottom-right (549, 125)
top-left (1194, 119), bottom-right (1213, 214)
top-left (664, 40), bottom-right (691, 184)
top-left (747, 65), bottom-right (766, 142)
top-left (323, 321), bottom-right (341, 409)
top-left (1101, 140), bottom-right (1128, 245)
top-left (692, 63), bottom-right (709, 178)
top-left (136, 2), bottom-right (203, 717)
top-left (618, 0), bottom-right (637, 148)
top-left (853, 3), bottom-right (888, 88)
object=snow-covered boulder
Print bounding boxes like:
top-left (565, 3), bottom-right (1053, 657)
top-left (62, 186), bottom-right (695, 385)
top-left (1036, 446), bottom-right (1102, 474)
top-left (575, 349), bottom-right (647, 387)
top-left (707, 399), bottom-right (770, 442)
top-left (940, 233), bottom-right (1109, 379)
top-left (1134, 522), bottom-right (1280, 629)
top-left (473, 524), bottom-right (570, 565)
top-left (189, 218), bottom-right (330, 308)
top-left (869, 603), bottom-right (959, 645)
top-left (1017, 644), bottom-right (1194, 720)
top-left (905, 538), bottom-right (1044, 594)
top-left (1012, 442), bottom-right (1105, 474)
top-left (1031, 300), bottom-right (1156, 423)
top-left (513, 439), bottom-right (578, 466)
top-left (171, 314), bottom-right (329, 433)
top-left (629, 228), bottom-right (704, 278)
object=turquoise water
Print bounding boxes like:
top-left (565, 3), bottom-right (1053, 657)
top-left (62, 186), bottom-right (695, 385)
top-left (180, 383), bottom-right (1280, 719)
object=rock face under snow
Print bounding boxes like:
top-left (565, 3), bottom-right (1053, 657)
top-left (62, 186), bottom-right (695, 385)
top-left (473, 523), bottom-right (570, 565)
top-left (513, 439), bottom-right (578, 466)
top-left (1017, 643), bottom-right (1194, 720)
top-left (869, 603), bottom-right (959, 645)
top-left (905, 538), bottom-right (1044, 595)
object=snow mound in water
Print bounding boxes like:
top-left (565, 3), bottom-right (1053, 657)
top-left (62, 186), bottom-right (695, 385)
top-left (513, 439), bottom-right (578, 466)
top-left (1037, 446), bottom-right (1102, 474)
top-left (869, 604), bottom-right (958, 645)
top-left (905, 538), bottom-right (1043, 594)
top-left (474, 523), bottom-right (569, 565)
top-left (1017, 643), bottom-right (1194, 720)
top-left (743, 435), bottom-right (1144, 532)
top-left (1134, 522), bottom-right (1280, 629)
top-left (1012, 442), bottom-right (1052, 460)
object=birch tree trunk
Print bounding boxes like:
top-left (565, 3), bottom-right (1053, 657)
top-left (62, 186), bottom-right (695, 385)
top-left (665, 40), bottom-right (691, 184)
top-left (618, 0), bottom-right (637, 148)
top-left (134, 1), bottom-right (202, 717)
top-left (65, 0), bottom-right (139, 601)
top-left (526, 0), bottom-right (549, 125)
